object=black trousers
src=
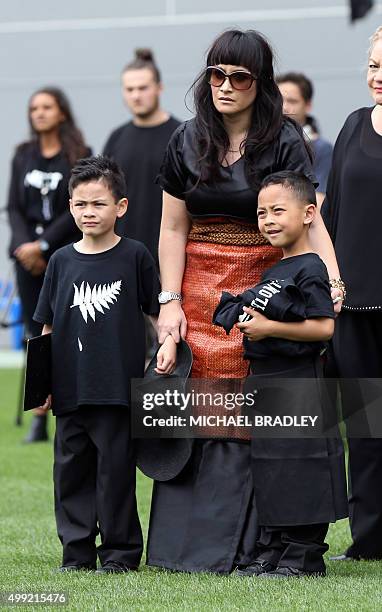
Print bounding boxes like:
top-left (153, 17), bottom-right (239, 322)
top-left (256, 524), bottom-right (329, 572)
top-left (15, 262), bottom-right (43, 338)
top-left (332, 310), bottom-right (382, 559)
top-left (54, 406), bottom-right (143, 568)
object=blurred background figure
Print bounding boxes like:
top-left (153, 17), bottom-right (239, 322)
top-left (7, 86), bottom-right (91, 442)
top-left (277, 72), bottom-right (333, 206)
top-left (103, 48), bottom-right (180, 265)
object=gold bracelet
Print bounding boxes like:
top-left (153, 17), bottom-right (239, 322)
top-left (329, 278), bottom-right (347, 300)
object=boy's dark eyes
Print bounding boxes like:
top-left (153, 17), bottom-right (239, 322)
top-left (74, 202), bottom-right (106, 207)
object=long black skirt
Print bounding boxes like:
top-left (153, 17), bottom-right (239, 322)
top-left (146, 439), bottom-right (258, 574)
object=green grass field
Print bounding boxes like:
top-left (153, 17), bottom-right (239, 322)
top-left (1, 368), bottom-right (382, 612)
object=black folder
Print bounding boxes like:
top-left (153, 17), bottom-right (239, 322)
top-left (23, 333), bottom-right (52, 411)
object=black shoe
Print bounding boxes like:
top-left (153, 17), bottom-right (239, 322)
top-left (259, 566), bottom-right (326, 579)
top-left (234, 559), bottom-right (276, 577)
top-left (95, 562), bottom-right (136, 574)
top-left (23, 414), bottom-right (49, 443)
top-left (329, 552), bottom-right (360, 561)
top-left (57, 564), bottom-right (96, 573)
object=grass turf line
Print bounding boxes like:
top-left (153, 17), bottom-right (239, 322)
top-left (0, 369), bottom-right (381, 612)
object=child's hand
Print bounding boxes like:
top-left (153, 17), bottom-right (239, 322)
top-left (39, 394), bottom-right (52, 412)
top-left (236, 307), bottom-right (273, 341)
top-left (155, 335), bottom-right (177, 375)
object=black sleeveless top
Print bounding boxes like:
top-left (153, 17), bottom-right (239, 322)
top-left (322, 107), bottom-right (382, 309)
top-left (157, 118), bottom-right (316, 228)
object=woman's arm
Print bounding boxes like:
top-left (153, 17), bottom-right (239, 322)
top-left (158, 191), bottom-right (191, 343)
top-left (309, 206), bottom-right (343, 312)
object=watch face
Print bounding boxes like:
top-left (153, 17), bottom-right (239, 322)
top-left (158, 292), bottom-right (170, 304)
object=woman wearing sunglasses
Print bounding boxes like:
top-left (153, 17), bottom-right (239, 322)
top-left (147, 29), bottom-right (341, 574)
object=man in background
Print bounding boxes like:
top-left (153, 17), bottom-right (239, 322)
top-left (103, 48), bottom-right (180, 266)
top-left (277, 72), bottom-right (333, 207)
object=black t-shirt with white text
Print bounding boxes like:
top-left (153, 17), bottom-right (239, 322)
top-left (244, 253), bottom-right (335, 361)
top-left (34, 238), bottom-right (160, 415)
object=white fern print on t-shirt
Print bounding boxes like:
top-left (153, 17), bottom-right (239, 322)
top-left (70, 280), bottom-right (122, 323)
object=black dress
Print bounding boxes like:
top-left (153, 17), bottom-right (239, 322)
top-left (322, 107), bottom-right (382, 559)
top-left (147, 118), bottom-right (315, 574)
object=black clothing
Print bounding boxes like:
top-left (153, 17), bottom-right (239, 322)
top-left (249, 356), bottom-right (348, 526)
top-left (7, 142), bottom-right (91, 337)
top-left (244, 254), bottom-right (346, 526)
top-left (311, 137), bottom-right (333, 194)
top-left (148, 118), bottom-right (316, 575)
top-left (322, 107), bottom-right (382, 310)
top-left (323, 107), bottom-right (382, 559)
top-left (247, 254), bottom-right (335, 359)
top-left (213, 254), bottom-right (334, 360)
top-left (147, 440), bottom-right (258, 574)
top-left (15, 263), bottom-right (43, 338)
top-left (7, 143), bottom-right (90, 258)
top-left (54, 405), bottom-right (143, 568)
top-left (256, 524), bottom-right (329, 573)
top-left (103, 117), bottom-right (180, 263)
top-left (213, 278), bottom-right (306, 333)
top-left (157, 118), bottom-right (316, 224)
top-left (332, 311), bottom-right (382, 559)
top-left (34, 238), bottom-right (160, 415)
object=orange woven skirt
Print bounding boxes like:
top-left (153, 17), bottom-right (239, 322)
top-left (182, 239), bottom-right (281, 379)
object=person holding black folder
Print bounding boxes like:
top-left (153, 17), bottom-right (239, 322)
top-left (33, 156), bottom-right (176, 573)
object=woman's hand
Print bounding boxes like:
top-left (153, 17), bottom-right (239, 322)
top-left (14, 241), bottom-right (42, 271)
top-left (155, 335), bottom-right (177, 375)
top-left (38, 394), bottom-right (52, 412)
top-left (331, 287), bottom-right (344, 315)
top-left (30, 256), bottom-right (47, 277)
top-left (158, 301), bottom-right (187, 344)
top-left (236, 307), bottom-right (273, 341)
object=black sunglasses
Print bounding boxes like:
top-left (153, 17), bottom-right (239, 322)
top-left (206, 66), bottom-right (257, 91)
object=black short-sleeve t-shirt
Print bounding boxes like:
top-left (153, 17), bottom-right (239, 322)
top-left (34, 238), bottom-right (160, 415)
top-left (157, 118), bottom-right (316, 225)
top-left (244, 253), bottom-right (335, 361)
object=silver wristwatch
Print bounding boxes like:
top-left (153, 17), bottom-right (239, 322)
top-left (158, 291), bottom-right (183, 304)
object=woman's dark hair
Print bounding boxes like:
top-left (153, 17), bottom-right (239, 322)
top-left (122, 48), bottom-right (161, 83)
top-left (192, 29), bottom-right (297, 187)
top-left (68, 155), bottom-right (126, 201)
top-left (260, 170), bottom-right (317, 206)
top-left (27, 86), bottom-right (88, 166)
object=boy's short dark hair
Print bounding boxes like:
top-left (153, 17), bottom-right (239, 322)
top-left (260, 171), bottom-right (317, 206)
top-left (276, 72), bottom-right (313, 103)
top-left (68, 155), bottom-right (126, 201)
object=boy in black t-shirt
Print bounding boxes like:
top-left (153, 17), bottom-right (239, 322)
top-left (233, 171), bottom-right (348, 578)
top-left (34, 156), bottom-right (176, 573)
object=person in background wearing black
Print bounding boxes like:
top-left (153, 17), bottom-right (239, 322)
top-left (234, 172), bottom-right (347, 578)
top-left (7, 86), bottom-right (91, 442)
top-left (103, 48), bottom-right (180, 264)
top-left (277, 72), bottom-right (333, 207)
top-left (323, 25), bottom-right (382, 562)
